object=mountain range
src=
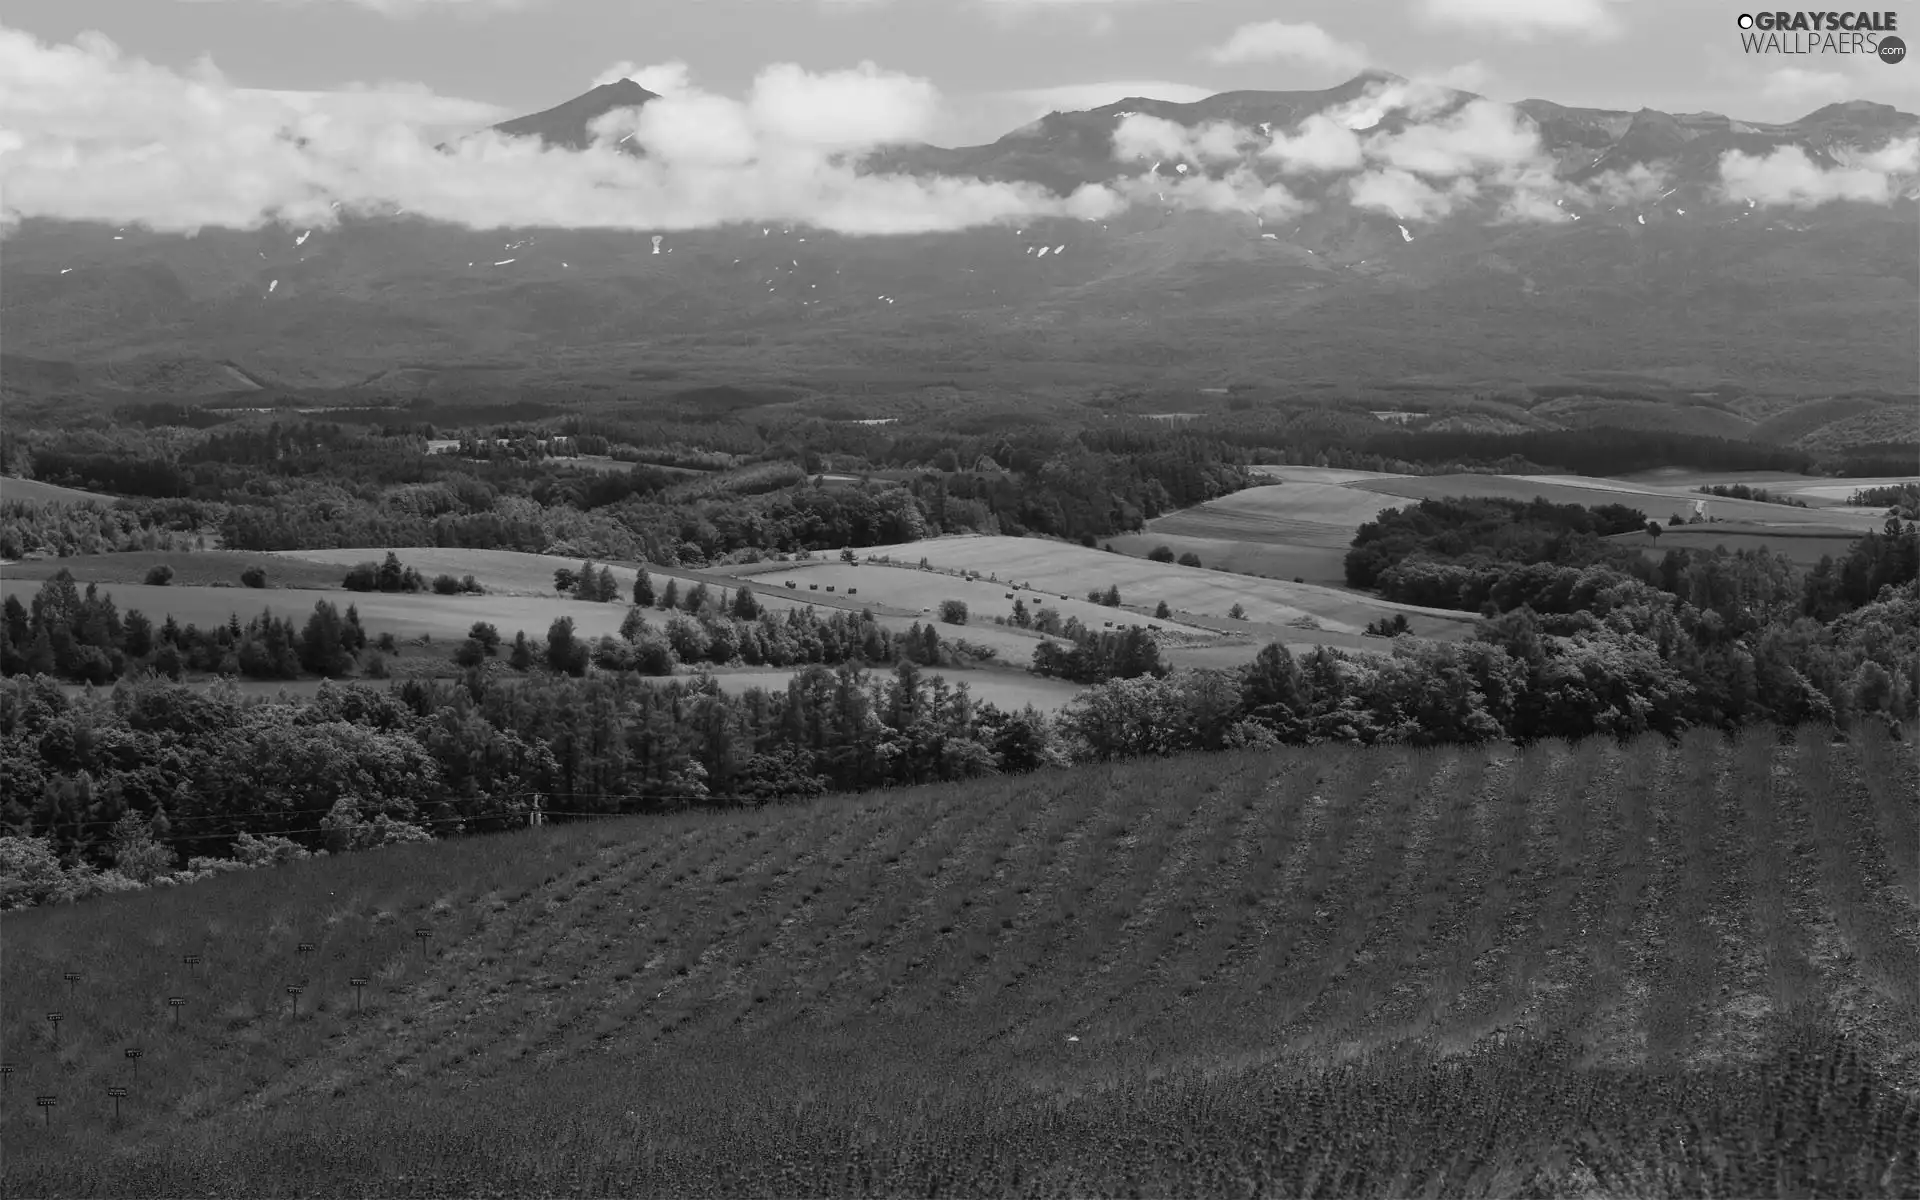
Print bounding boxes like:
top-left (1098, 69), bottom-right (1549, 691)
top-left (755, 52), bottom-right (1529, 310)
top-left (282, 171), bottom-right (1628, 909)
top-left (3, 71), bottom-right (1917, 412)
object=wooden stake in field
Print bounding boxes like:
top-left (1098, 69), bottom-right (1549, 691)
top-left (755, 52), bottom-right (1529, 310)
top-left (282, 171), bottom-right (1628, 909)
top-left (286, 985), bottom-right (304, 1017)
top-left (124, 1049), bottom-right (142, 1078)
top-left (45, 1012), bottom-right (62, 1046)
top-left (415, 928), bottom-right (432, 959)
top-left (63, 971), bottom-right (81, 996)
top-left (349, 977), bottom-right (369, 1013)
top-left (108, 1086), bottom-right (128, 1124)
top-left (166, 997), bottom-right (185, 1026)
top-left (36, 1095), bottom-right (55, 1127)
top-left (1, 1063), bottom-right (14, 1091)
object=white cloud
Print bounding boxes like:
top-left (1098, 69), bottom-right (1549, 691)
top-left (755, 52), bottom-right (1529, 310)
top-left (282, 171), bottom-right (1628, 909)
top-left (0, 26), bottom-right (1122, 236)
top-left (1364, 99), bottom-right (1542, 176)
top-left (1203, 21), bottom-right (1368, 71)
top-left (1718, 141), bottom-right (1918, 208)
top-left (1348, 168), bottom-right (1478, 219)
top-left (1414, 0), bottom-right (1622, 40)
top-left (1259, 114), bottom-right (1365, 173)
top-left (748, 61), bottom-right (940, 148)
top-left (1112, 115), bottom-right (1249, 164)
top-left (592, 60), bottom-right (692, 95)
top-left (1582, 163), bottom-right (1669, 207)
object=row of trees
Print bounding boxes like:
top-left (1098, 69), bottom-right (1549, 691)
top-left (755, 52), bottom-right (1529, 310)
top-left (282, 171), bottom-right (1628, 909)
top-left (0, 572), bottom-right (387, 685)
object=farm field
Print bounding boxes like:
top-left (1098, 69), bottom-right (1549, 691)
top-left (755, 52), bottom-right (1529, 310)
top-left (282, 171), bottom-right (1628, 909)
top-left (734, 561), bottom-right (1218, 638)
top-left (1621, 469), bottom-right (1920, 506)
top-left (1353, 474), bottom-right (1882, 529)
top-left (1609, 525), bottom-right (1868, 569)
top-left (0, 579), bottom-right (642, 647)
top-left (0, 476), bottom-right (120, 507)
top-left (1103, 532), bottom-right (1350, 588)
top-left (846, 536), bottom-right (1480, 639)
top-left (1145, 481), bottom-right (1397, 550)
top-left (3, 730), bottom-right (1915, 1196)
top-left (2, 550), bottom-right (349, 591)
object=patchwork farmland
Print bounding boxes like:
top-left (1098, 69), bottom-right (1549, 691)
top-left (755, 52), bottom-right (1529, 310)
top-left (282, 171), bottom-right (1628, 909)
top-left (846, 536), bottom-right (1479, 639)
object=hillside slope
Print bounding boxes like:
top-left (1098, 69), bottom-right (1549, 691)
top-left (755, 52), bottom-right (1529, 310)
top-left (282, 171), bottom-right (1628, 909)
top-left (4, 731), bottom-right (1916, 1196)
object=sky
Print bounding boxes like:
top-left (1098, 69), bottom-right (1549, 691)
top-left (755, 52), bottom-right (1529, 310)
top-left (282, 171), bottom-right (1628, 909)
top-left (1, 0), bottom-right (1915, 234)
top-left (5, 0), bottom-right (1918, 145)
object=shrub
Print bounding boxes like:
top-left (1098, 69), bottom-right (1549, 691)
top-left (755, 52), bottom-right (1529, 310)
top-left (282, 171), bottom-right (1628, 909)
top-left (1155, 600), bottom-right (1172, 619)
top-left (938, 599), bottom-right (969, 625)
top-left (144, 564), bottom-right (174, 586)
top-left (432, 574), bottom-right (464, 595)
top-left (1148, 546), bottom-right (1176, 563)
top-left (1177, 552), bottom-right (1204, 568)
top-left (240, 566), bottom-right (267, 588)
top-left (1228, 603), bottom-right (1246, 620)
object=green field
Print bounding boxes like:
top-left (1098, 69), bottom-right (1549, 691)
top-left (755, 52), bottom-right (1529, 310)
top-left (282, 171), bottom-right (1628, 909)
top-left (0, 477), bottom-right (121, 508)
top-left (3, 730), bottom-right (1915, 1196)
top-left (1352, 474), bottom-right (1881, 529)
top-left (733, 560), bottom-right (1217, 637)
top-left (1104, 532), bottom-right (1351, 588)
top-left (1610, 525), bottom-right (1869, 569)
top-left (2, 550), bottom-right (348, 591)
top-left (851, 536), bottom-right (1479, 640)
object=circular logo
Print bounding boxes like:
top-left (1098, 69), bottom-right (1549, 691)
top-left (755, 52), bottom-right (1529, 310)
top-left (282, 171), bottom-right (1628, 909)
top-left (1737, 13), bottom-right (1754, 29)
top-left (1880, 35), bottom-right (1907, 64)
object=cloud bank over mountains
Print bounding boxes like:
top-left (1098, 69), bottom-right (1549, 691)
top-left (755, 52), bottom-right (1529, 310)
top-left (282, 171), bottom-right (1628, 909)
top-left (0, 24), bottom-right (1913, 238)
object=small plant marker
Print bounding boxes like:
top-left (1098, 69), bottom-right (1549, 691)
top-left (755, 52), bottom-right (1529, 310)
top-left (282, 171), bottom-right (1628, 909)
top-left (63, 971), bottom-right (82, 995)
top-left (1, 1062), bottom-right (14, 1090)
top-left (286, 985), bottom-right (304, 1016)
top-left (349, 977), bottom-right (369, 1013)
top-left (45, 1013), bottom-right (62, 1045)
top-left (415, 928), bottom-right (432, 958)
top-left (166, 997), bottom-right (186, 1025)
top-left (124, 1049), bottom-right (142, 1078)
top-left (36, 1095), bottom-right (56, 1126)
top-left (108, 1085), bottom-right (128, 1122)
top-left (297, 942), bottom-right (316, 956)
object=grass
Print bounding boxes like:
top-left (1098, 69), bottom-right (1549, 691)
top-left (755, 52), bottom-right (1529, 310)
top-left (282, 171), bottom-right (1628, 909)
top-left (1, 551), bottom-right (348, 591)
top-left (727, 560), bottom-right (1215, 637)
top-left (1351, 473), bottom-right (1881, 529)
top-left (1104, 532), bottom-right (1350, 587)
top-left (3, 730), bottom-right (1915, 1196)
top-left (1146, 481), bottom-right (1399, 550)
top-left (1609, 525), bottom-right (1867, 568)
top-left (0, 477), bottom-right (119, 507)
top-left (852, 535), bottom-right (1479, 639)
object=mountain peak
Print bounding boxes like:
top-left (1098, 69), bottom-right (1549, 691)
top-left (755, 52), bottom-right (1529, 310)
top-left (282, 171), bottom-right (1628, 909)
top-left (491, 77), bottom-right (661, 150)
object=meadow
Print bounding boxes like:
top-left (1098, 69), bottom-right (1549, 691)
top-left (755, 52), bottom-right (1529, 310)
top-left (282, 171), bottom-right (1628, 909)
top-left (0, 477), bottom-right (117, 508)
top-left (2, 728), bottom-right (1915, 1196)
top-left (728, 561), bottom-right (1217, 637)
top-left (1350, 474), bottom-right (1882, 529)
top-left (850, 535), bottom-right (1479, 640)
top-left (1609, 525), bottom-right (1874, 569)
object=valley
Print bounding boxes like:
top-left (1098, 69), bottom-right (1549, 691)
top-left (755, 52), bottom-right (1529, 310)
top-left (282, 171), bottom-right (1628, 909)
top-left (3, 26), bottom-right (1919, 1198)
